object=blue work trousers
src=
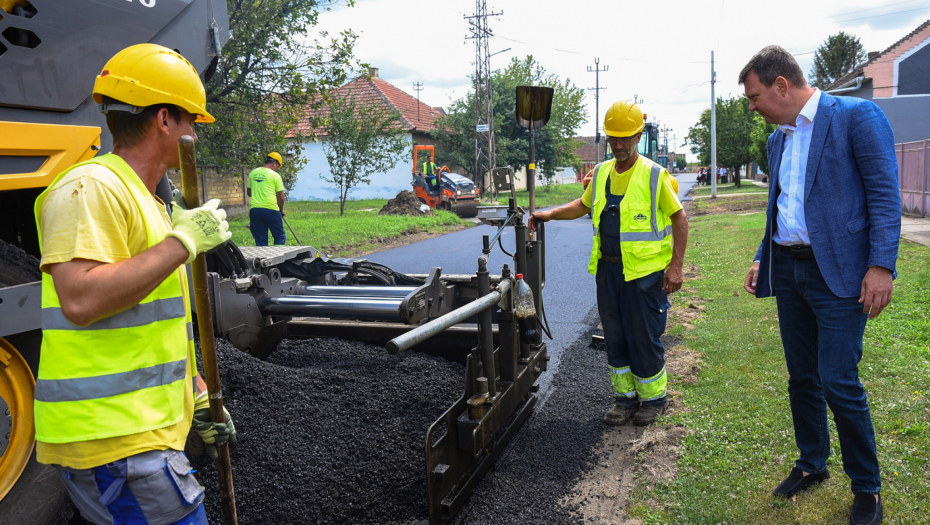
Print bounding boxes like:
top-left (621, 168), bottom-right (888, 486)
top-left (771, 248), bottom-right (881, 494)
top-left (596, 259), bottom-right (670, 408)
top-left (250, 207), bottom-right (286, 246)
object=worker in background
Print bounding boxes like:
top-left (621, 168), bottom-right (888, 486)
top-left (34, 44), bottom-right (236, 525)
top-left (528, 100), bottom-right (689, 427)
top-left (423, 158), bottom-right (440, 191)
top-left (248, 152), bottom-right (287, 246)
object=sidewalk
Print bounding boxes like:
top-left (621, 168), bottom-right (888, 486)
top-left (902, 215), bottom-right (930, 247)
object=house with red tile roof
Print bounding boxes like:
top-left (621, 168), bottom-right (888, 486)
top-left (288, 68), bottom-right (447, 201)
top-left (824, 19), bottom-right (930, 143)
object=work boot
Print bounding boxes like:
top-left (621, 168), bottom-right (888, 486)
top-left (604, 403), bottom-right (638, 426)
top-left (633, 401), bottom-right (667, 426)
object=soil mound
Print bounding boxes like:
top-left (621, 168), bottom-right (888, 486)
top-left (379, 190), bottom-right (432, 216)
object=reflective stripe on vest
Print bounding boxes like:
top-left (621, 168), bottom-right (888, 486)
top-left (588, 157), bottom-right (674, 280)
top-left (33, 154), bottom-right (193, 443)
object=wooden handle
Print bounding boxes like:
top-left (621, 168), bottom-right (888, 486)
top-left (178, 135), bottom-right (238, 525)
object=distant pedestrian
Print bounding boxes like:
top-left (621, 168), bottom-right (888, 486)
top-left (248, 152), bottom-right (287, 246)
top-left (741, 45), bottom-right (899, 525)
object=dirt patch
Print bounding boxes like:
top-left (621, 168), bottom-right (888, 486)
top-left (566, 266), bottom-right (706, 524)
top-left (684, 194), bottom-right (767, 216)
top-left (379, 190), bottom-right (433, 216)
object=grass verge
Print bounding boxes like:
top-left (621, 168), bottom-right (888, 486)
top-left (692, 182), bottom-right (768, 197)
top-left (628, 213), bottom-right (930, 524)
top-left (230, 202), bottom-right (467, 257)
top-left (482, 182), bottom-right (585, 209)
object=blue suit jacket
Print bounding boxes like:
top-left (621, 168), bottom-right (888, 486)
top-left (754, 92), bottom-right (901, 298)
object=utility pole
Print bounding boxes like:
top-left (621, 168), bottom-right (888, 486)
top-left (412, 82), bottom-right (424, 123)
top-left (587, 58), bottom-right (608, 162)
top-left (465, 1), bottom-right (502, 194)
top-left (711, 51), bottom-right (717, 198)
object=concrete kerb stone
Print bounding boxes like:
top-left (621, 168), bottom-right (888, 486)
top-left (901, 215), bottom-right (930, 247)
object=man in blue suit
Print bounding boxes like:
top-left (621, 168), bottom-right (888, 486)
top-left (740, 46), bottom-right (899, 525)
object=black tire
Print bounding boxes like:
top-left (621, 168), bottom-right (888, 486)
top-left (0, 240), bottom-right (70, 525)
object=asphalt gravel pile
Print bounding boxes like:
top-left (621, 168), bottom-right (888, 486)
top-left (0, 238), bottom-right (41, 286)
top-left (193, 337), bottom-right (465, 524)
top-left (379, 190), bottom-right (431, 216)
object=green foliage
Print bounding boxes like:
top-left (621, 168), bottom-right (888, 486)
top-left (320, 93), bottom-right (410, 215)
top-left (431, 56), bottom-right (587, 189)
top-left (686, 109), bottom-right (711, 166)
top-left (810, 32), bottom-right (868, 89)
top-left (480, 182), bottom-right (585, 208)
top-left (198, 1), bottom-right (359, 193)
top-left (750, 116), bottom-right (777, 175)
top-left (686, 96), bottom-right (756, 183)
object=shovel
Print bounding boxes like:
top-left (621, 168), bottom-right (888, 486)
top-left (178, 136), bottom-right (238, 525)
top-left (515, 86), bottom-right (554, 232)
top-left (283, 215), bottom-right (302, 246)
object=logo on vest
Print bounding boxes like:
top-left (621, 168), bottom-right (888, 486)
top-left (634, 213), bottom-right (648, 222)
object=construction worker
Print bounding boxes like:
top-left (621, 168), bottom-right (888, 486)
top-left (423, 158), bottom-right (440, 191)
top-left (248, 152), bottom-right (287, 246)
top-left (528, 100), bottom-right (689, 426)
top-left (34, 44), bottom-right (236, 525)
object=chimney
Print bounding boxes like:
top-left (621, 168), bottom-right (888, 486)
top-left (867, 51), bottom-right (879, 62)
top-left (368, 67), bottom-right (379, 78)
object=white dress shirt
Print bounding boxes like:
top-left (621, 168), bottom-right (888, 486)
top-left (774, 88), bottom-right (821, 246)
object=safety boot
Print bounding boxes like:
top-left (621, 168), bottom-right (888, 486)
top-left (633, 401), bottom-right (667, 426)
top-left (604, 403), bottom-right (638, 426)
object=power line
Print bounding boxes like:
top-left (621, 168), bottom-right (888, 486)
top-left (835, 5), bottom-right (930, 23)
top-left (825, 0), bottom-right (920, 19)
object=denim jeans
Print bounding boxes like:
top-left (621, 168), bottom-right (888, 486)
top-left (249, 207), bottom-right (286, 246)
top-left (596, 260), bottom-right (669, 408)
top-left (771, 248), bottom-right (881, 494)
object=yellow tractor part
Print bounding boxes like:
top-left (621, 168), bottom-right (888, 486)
top-left (0, 121), bottom-right (101, 191)
top-left (0, 337), bottom-right (36, 501)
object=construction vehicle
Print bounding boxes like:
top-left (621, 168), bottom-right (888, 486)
top-left (0, 1), bottom-right (231, 522)
top-left (412, 145), bottom-right (480, 218)
top-left (0, 3), bottom-right (548, 523)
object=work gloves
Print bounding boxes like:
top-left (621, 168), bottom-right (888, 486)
top-left (166, 198), bottom-right (232, 264)
top-left (192, 393), bottom-right (238, 460)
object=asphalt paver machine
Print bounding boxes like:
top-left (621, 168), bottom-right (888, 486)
top-left (203, 198), bottom-right (550, 524)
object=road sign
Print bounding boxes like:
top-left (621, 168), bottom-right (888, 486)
top-left (476, 124), bottom-right (490, 132)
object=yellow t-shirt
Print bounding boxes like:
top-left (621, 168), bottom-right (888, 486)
top-left (581, 157), bottom-right (683, 217)
top-left (36, 163), bottom-right (194, 469)
top-left (248, 167), bottom-right (284, 211)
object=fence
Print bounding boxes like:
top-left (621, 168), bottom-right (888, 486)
top-left (896, 140), bottom-right (930, 217)
top-left (166, 166), bottom-right (249, 218)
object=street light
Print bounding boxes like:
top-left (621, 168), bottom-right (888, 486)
top-left (489, 47), bottom-right (511, 58)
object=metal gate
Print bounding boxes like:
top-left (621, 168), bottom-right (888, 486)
top-left (897, 140), bottom-right (930, 217)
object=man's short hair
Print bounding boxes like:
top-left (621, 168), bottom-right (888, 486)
top-left (102, 96), bottom-right (182, 148)
top-left (265, 156), bottom-right (279, 166)
top-left (738, 45), bottom-right (807, 88)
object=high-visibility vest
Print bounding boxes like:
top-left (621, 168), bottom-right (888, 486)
top-left (423, 162), bottom-right (436, 176)
top-left (33, 154), bottom-right (194, 443)
top-left (588, 156), bottom-right (673, 280)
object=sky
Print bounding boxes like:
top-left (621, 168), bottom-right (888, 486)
top-left (312, 0), bottom-right (930, 157)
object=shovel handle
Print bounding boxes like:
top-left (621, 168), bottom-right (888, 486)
top-left (178, 136), bottom-right (238, 525)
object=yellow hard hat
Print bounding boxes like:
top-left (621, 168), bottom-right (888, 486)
top-left (603, 100), bottom-right (644, 138)
top-left (267, 152), bottom-right (283, 166)
top-left (92, 44), bottom-right (215, 123)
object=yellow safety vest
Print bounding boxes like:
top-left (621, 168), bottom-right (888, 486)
top-left (33, 154), bottom-right (194, 443)
top-left (588, 157), bottom-right (673, 280)
top-left (423, 162), bottom-right (436, 176)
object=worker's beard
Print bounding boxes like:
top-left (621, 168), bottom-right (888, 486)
top-left (613, 147), bottom-right (634, 163)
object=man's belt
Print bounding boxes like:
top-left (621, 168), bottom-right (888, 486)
top-left (600, 255), bottom-right (624, 264)
top-left (775, 243), bottom-right (814, 259)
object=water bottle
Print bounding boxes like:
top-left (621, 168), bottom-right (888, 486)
top-left (514, 274), bottom-right (541, 345)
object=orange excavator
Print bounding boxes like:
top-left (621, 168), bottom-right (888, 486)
top-left (411, 145), bottom-right (479, 217)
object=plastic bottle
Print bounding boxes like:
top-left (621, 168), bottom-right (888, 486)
top-left (514, 274), bottom-right (541, 345)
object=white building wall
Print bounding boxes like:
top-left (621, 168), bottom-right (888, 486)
top-left (289, 134), bottom-right (415, 201)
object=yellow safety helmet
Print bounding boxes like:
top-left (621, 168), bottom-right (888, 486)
top-left (267, 152), bottom-right (284, 166)
top-left (92, 44), bottom-right (215, 123)
top-left (603, 100), bottom-right (644, 138)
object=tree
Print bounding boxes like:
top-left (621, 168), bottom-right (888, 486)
top-left (750, 116), bottom-right (777, 177)
top-left (198, 1), bottom-right (359, 193)
top-left (319, 92), bottom-right (409, 215)
top-left (685, 96), bottom-right (756, 186)
top-left (686, 109), bottom-right (711, 166)
top-left (431, 56), bottom-right (587, 192)
top-left (809, 32), bottom-right (867, 89)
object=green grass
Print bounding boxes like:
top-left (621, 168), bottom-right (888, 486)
top-left (482, 182), bottom-right (585, 209)
top-left (230, 201), bottom-right (466, 257)
top-left (692, 182), bottom-right (769, 196)
top-left (629, 213), bottom-right (930, 524)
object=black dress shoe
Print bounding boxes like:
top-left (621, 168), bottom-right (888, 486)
top-left (850, 493), bottom-right (883, 525)
top-left (772, 467), bottom-right (830, 498)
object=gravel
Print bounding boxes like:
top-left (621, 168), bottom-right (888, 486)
top-left (193, 337), bottom-right (464, 525)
